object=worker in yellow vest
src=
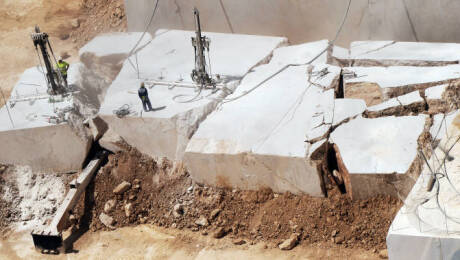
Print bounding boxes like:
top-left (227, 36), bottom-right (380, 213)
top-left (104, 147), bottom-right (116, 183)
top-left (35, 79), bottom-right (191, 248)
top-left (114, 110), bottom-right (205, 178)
top-left (57, 56), bottom-right (69, 86)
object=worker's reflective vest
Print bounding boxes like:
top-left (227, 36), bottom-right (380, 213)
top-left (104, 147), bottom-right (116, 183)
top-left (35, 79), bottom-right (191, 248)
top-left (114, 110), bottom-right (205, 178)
top-left (57, 61), bottom-right (69, 76)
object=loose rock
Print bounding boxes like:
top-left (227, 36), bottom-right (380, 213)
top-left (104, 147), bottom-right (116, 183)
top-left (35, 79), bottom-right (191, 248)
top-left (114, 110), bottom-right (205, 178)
top-left (195, 215), bottom-right (209, 227)
top-left (70, 18), bottom-right (80, 28)
top-left (124, 203), bottom-right (132, 217)
top-left (113, 181), bottom-right (131, 194)
top-left (213, 227), bottom-right (227, 239)
top-left (334, 235), bottom-right (345, 244)
top-left (279, 233), bottom-right (299, 250)
top-left (100, 128), bottom-right (125, 153)
top-left (104, 199), bottom-right (116, 213)
top-left (99, 213), bottom-right (115, 229)
top-left (233, 239), bottom-right (246, 245)
top-left (210, 208), bottom-right (221, 220)
top-left (379, 249), bottom-right (389, 259)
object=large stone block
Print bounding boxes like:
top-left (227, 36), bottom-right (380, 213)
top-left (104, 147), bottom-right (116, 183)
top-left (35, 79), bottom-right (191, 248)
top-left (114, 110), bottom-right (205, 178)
top-left (99, 29), bottom-right (288, 160)
top-left (330, 115), bottom-right (427, 199)
top-left (0, 67), bottom-right (91, 173)
top-left (184, 42), bottom-right (341, 195)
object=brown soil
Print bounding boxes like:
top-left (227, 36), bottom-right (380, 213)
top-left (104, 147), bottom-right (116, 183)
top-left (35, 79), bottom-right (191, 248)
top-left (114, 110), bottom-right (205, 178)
top-left (79, 146), bottom-right (401, 252)
top-left (69, 0), bottom-right (127, 49)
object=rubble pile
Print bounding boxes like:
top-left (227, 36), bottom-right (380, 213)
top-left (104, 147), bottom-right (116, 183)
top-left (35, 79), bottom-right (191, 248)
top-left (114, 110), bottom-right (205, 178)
top-left (0, 164), bottom-right (72, 234)
top-left (80, 146), bottom-right (399, 251)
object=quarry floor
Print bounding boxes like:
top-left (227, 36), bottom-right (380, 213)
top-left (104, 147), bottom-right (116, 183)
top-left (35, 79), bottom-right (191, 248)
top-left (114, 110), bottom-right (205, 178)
top-left (0, 227), bottom-right (383, 260)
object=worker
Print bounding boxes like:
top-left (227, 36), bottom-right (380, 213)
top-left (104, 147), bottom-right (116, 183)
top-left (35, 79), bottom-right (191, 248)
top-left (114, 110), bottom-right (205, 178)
top-left (57, 56), bottom-right (69, 86)
top-left (138, 82), bottom-right (153, 112)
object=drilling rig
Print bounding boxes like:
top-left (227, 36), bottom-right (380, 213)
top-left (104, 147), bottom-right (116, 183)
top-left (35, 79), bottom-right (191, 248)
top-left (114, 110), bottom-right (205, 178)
top-left (191, 8), bottom-right (215, 89)
top-left (31, 25), bottom-right (67, 95)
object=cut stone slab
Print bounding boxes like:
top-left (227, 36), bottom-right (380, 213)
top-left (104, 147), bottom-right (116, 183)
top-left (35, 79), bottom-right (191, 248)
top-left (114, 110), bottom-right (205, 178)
top-left (184, 41), bottom-right (341, 195)
top-left (0, 66), bottom-right (91, 173)
top-left (99, 29), bottom-right (288, 160)
top-left (329, 45), bottom-right (350, 67)
top-left (332, 99), bottom-right (366, 126)
top-left (347, 41), bottom-right (460, 67)
top-left (330, 115), bottom-right (427, 199)
top-left (387, 115), bottom-right (460, 260)
top-left (366, 90), bottom-right (426, 118)
top-left (76, 32), bottom-right (153, 117)
top-left (343, 65), bottom-right (460, 106)
top-left (99, 128), bottom-right (125, 153)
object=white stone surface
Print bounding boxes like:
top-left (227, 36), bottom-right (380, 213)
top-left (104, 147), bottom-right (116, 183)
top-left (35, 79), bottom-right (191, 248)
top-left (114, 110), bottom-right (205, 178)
top-left (367, 98), bottom-right (400, 112)
top-left (332, 99), bottom-right (366, 126)
top-left (425, 84), bottom-right (448, 100)
top-left (387, 114), bottom-right (460, 260)
top-left (184, 41), bottom-right (341, 195)
top-left (332, 45), bottom-right (349, 60)
top-left (397, 91), bottom-right (423, 106)
top-left (345, 65), bottom-right (460, 89)
top-left (350, 41), bottom-right (460, 64)
top-left (330, 115), bottom-right (426, 174)
top-left (99, 30), bottom-right (287, 159)
top-left (0, 66), bottom-right (79, 131)
top-left (268, 39), bottom-right (331, 65)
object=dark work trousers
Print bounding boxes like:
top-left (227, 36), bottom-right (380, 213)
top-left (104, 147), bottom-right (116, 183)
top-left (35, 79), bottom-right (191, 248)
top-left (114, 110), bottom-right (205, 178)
top-left (142, 97), bottom-right (153, 111)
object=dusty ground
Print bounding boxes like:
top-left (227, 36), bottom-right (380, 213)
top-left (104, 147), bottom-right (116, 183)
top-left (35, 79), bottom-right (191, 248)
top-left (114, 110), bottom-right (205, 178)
top-left (0, 0), bottom-right (126, 106)
top-left (0, 226), bottom-right (383, 260)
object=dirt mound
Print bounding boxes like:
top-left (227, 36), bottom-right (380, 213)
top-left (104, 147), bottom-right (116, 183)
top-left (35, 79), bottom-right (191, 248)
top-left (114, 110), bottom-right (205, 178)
top-left (82, 147), bottom-right (400, 252)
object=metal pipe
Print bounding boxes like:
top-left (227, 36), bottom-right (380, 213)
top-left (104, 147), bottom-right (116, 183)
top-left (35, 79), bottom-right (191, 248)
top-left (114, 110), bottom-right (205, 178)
top-left (144, 80), bottom-right (226, 89)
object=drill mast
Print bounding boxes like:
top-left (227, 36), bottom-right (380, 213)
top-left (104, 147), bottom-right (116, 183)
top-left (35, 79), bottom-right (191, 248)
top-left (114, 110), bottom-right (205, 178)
top-left (31, 25), bottom-right (66, 95)
top-left (191, 8), bottom-right (214, 88)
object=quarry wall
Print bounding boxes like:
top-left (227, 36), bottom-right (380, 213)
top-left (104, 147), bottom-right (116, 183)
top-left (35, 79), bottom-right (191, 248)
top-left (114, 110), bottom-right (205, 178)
top-left (124, 0), bottom-right (460, 46)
